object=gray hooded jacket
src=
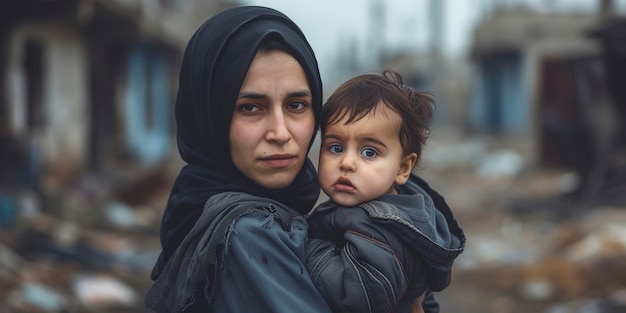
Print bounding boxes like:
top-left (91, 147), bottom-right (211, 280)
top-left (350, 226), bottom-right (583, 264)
top-left (306, 174), bottom-right (465, 313)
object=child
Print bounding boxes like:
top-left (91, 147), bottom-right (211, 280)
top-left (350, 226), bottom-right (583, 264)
top-left (306, 70), bottom-right (465, 313)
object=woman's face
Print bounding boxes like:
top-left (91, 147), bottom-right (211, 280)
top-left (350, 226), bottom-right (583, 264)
top-left (229, 50), bottom-right (315, 189)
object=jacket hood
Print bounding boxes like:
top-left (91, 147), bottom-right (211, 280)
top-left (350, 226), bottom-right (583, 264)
top-left (391, 174), bottom-right (466, 291)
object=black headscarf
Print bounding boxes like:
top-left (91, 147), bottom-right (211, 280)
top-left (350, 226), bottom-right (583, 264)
top-left (152, 6), bottom-right (322, 280)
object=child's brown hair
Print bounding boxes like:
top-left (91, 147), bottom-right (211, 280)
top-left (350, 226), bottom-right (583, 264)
top-left (321, 70), bottom-right (435, 164)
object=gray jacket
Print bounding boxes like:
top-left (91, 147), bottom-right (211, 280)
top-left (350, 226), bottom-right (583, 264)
top-left (145, 192), bottom-right (332, 313)
top-left (306, 175), bottom-right (465, 313)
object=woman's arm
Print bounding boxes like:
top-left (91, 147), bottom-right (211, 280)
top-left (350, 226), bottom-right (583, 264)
top-left (211, 210), bottom-right (332, 313)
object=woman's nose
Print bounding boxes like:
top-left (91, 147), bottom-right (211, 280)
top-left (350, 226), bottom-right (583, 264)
top-left (266, 110), bottom-right (291, 144)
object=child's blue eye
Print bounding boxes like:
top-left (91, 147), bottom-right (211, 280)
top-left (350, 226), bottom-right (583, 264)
top-left (361, 147), bottom-right (378, 158)
top-left (328, 144), bottom-right (343, 154)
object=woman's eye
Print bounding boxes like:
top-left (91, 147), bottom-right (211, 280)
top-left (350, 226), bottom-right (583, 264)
top-left (328, 144), bottom-right (343, 154)
top-left (361, 147), bottom-right (378, 158)
top-left (239, 104), bottom-right (260, 113)
top-left (287, 101), bottom-right (307, 111)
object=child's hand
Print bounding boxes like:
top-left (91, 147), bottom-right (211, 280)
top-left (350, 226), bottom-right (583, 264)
top-left (409, 293), bottom-right (426, 313)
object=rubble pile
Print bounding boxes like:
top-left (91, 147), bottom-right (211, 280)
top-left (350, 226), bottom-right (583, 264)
top-left (458, 211), bottom-right (626, 302)
top-left (0, 168), bottom-right (173, 313)
top-left (421, 135), bottom-right (626, 313)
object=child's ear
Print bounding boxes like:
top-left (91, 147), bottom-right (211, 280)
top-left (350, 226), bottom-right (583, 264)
top-left (395, 153), bottom-right (417, 185)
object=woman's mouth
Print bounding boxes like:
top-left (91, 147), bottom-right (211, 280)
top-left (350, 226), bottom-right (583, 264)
top-left (259, 154), bottom-right (296, 168)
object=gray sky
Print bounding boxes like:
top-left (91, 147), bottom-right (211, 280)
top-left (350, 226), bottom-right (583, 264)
top-left (240, 0), bottom-right (624, 85)
top-left (241, 0), bottom-right (621, 56)
top-left (241, 0), bottom-right (469, 59)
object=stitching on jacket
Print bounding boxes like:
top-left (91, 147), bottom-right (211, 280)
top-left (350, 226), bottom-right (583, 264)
top-left (347, 232), bottom-right (402, 307)
top-left (344, 244), bottom-right (373, 313)
top-left (346, 230), bottom-right (408, 282)
top-left (346, 230), bottom-right (394, 254)
top-left (310, 248), bottom-right (334, 281)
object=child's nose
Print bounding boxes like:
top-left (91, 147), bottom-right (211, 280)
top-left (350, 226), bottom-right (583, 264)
top-left (339, 152), bottom-right (357, 172)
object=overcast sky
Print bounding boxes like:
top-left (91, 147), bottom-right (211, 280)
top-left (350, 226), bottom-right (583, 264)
top-left (241, 0), bottom-right (623, 55)
top-left (240, 0), bottom-right (469, 59)
top-left (238, 0), bottom-right (625, 84)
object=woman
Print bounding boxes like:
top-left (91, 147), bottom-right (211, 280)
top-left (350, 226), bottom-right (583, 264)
top-left (145, 6), bottom-right (330, 313)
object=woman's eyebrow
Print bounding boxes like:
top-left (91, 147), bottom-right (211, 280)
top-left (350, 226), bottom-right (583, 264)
top-left (238, 92), bottom-right (265, 99)
top-left (238, 90), bottom-right (311, 99)
top-left (288, 90), bottom-right (312, 98)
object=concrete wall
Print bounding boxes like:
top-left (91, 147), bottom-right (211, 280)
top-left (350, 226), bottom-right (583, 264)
top-left (7, 21), bottom-right (87, 168)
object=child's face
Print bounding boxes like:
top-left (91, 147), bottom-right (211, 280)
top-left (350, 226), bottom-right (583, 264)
top-left (318, 102), bottom-right (416, 207)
